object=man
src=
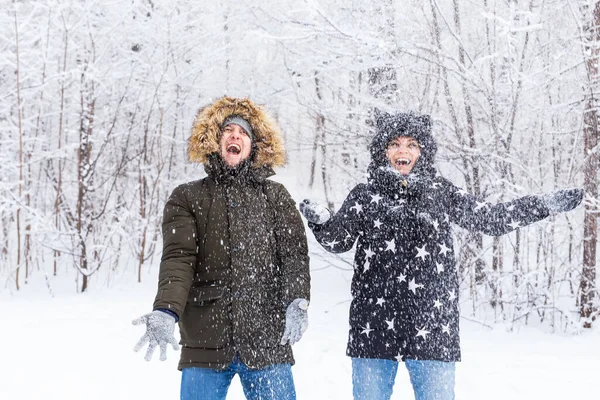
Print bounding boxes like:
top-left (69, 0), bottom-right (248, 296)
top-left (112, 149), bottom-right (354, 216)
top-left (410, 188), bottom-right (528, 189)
top-left (133, 97), bottom-right (311, 400)
top-left (299, 110), bottom-right (583, 400)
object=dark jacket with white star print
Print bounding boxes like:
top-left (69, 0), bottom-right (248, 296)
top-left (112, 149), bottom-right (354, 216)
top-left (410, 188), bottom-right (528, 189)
top-left (308, 111), bottom-right (551, 363)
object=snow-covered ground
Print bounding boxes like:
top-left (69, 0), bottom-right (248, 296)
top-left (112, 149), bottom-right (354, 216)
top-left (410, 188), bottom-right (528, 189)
top-left (2, 247), bottom-right (599, 400)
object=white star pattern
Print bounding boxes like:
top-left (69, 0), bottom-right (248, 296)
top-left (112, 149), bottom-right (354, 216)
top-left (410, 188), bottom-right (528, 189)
top-left (376, 297), bottom-right (386, 306)
top-left (361, 323), bottom-right (373, 337)
top-left (350, 202), bottom-right (363, 213)
top-left (364, 247), bottom-right (375, 259)
top-left (415, 245), bottom-right (430, 261)
top-left (433, 299), bottom-right (443, 309)
top-left (363, 260), bottom-right (370, 272)
top-left (508, 220), bottom-right (522, 230)
top-left (385, 318), bottom-right (395, 330)
top-left (474, 201), bottom-right (488, 212)
top-left (397, 273), bottom-right (407, 283)
top-left (395, 353), bottom-right (403, 362)
top-left (370, 194), bottom-right (383, 204)
top-left (374, 219), bottom-right (383, 229)
top-left (442, 323), bottom-right (451, 335)
top-left (448, 290), bottom-right (457, 301)
top-left (325, 239), bottom-right (339, 248)
top-left (408, 278), bottom-right (424, 294)
top-left (438, 243), bottom-right (451, 256)
top-left (385, 239), bottom-right (396, 252)
top-left (436, 262), bottom-right (445, 274)
top-left (416, 327), bottom-right (430, 340)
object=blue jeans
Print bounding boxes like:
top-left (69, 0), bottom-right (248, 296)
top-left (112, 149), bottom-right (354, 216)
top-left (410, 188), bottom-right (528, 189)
top-left (180, 357), bottom-right (296, 400)
top-left (352, 358), bottom-right (455, 400)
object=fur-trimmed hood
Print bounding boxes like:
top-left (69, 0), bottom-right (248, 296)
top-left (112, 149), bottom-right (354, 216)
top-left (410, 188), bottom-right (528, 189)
top-left (188, 97), bottom-right (286, 168)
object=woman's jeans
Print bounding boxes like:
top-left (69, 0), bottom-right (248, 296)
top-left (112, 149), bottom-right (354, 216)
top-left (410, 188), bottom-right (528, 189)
top-left (352, 357), bottom-right (455, 400)
top-left (180, 357), bottom-right (295, 400)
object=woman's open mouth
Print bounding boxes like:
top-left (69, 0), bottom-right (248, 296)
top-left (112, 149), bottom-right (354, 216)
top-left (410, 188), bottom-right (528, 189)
top-left (395, 158), bottom-right (411, 166)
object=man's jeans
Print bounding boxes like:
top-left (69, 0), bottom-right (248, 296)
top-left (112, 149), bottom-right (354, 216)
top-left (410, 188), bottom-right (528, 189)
top-left (352, 357), bottom-right (455, 400)
top-left (180, 357), bottom-right (296, 400)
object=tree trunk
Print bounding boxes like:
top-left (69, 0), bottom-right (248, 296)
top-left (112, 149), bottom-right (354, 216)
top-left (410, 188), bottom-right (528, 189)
top-left (312, 74), bottom-right (333, 208)
top-left (77, 81), bottom-right (95, 293)
top-left (54, 27), bottom-right (68, 277)
top-left (581, 1), bottom-right (600, 328)
top-left (452, 0), bottom-right (486, 284)
top-left (14, 5), bottom-right (23, 291)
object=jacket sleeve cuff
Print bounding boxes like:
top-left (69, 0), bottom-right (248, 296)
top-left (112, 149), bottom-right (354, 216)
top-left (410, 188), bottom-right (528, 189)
top-left (154, 308), bottom-right (180, 322)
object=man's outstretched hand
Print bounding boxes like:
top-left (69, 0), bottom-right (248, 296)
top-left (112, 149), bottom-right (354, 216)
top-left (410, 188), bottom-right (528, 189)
top-left (133, 310), bottom-right (179, 361)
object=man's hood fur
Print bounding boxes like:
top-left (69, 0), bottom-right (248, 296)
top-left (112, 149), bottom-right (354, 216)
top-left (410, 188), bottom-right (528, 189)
top-left (188, 97), bottom-right (286, 168)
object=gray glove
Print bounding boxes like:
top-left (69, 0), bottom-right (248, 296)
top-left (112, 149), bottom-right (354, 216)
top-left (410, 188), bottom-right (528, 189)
top-left (299, 199), bottom-right (331, 224)
top-left (280, 298), bottom-right (309, 345)
top-left (132, 310), bottom-right (180, 361)
top-left (542, 188), bottom-right (584, 213)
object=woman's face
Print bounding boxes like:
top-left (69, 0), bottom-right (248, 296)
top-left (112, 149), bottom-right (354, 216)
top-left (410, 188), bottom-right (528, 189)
top-left (385, 136), bottom-right (421, 175)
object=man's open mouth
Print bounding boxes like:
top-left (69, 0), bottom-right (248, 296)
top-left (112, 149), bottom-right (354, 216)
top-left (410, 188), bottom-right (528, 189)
top-left (395, 158), bottom-right (411, 166)
top-left (227, 144), bottom-right (241, 154)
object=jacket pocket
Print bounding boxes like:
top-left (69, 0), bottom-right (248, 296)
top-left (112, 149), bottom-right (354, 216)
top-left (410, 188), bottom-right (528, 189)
top-left (180, 285), bottom-right (230, 349)
top-left (242, 285), bottom-right (286, 348)
top-left (187, 285), bottom-right (224, 306)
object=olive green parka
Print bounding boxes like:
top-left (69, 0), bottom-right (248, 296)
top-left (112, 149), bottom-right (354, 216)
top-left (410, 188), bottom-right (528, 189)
top-left (153, 97), bottom-right (310, 370)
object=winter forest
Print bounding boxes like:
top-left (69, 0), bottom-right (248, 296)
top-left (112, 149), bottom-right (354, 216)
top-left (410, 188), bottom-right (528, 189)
top-left (1, 0), bottom-right (600, 397)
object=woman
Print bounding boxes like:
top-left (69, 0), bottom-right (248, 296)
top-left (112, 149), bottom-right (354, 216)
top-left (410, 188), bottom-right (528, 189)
top-left (299, 111), bottom-right (583, 400)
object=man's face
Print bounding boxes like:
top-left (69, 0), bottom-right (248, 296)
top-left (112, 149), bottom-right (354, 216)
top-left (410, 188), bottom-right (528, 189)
top-left (385, 136), bottom-right (421, 175)
top-left (219, 123), bottom-right (252, 167)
